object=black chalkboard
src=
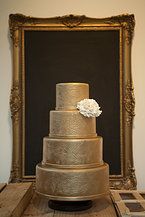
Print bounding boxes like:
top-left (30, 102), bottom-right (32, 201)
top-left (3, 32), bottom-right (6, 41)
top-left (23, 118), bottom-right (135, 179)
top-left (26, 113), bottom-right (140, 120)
top-left (24, 30), bottom-right (120, 176)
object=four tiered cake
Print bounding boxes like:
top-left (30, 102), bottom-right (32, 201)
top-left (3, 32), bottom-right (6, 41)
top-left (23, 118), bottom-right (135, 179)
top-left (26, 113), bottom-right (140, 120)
top-left (36, 83), bottom-right (109, 201)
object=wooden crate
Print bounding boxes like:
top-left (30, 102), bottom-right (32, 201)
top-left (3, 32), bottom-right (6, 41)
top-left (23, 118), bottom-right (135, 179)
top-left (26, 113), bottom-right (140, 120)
top-left (0, 183), bottom-right (117, 217)
top-left (0, 182), bottom-right (33, 217)
top-left (111, 190), bottom-right (145, 216)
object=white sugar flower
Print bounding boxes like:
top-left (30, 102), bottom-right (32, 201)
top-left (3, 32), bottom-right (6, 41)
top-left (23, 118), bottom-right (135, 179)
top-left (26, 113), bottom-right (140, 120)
top-left (76, 99), bottom-right (102, 118)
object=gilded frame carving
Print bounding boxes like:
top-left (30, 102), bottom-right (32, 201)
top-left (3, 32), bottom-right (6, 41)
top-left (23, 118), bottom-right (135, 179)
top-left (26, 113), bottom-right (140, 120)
top-left (9, 14), bottom-right (136, 189)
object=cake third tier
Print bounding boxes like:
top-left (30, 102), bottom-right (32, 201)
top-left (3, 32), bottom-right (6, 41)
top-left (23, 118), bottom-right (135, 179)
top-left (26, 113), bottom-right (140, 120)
top-left (42, 137), bottom-right (103, 167)
top-left (49, 110), bottom-right (97, 138)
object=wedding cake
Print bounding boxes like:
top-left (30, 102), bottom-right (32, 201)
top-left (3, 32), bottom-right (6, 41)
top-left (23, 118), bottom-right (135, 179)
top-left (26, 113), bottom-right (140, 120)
top-left (36, 83), bottom-right (109, 201)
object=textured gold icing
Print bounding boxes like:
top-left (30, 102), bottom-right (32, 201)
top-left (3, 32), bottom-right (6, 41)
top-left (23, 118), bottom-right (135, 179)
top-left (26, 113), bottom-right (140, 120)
top-left (43, 137), bottom-right (103, 166)
top-left (56, 83), bottom-right (89, 110)
top-left (49, 110), bottom-right (97, 138)
top-left (36, 163), bottom-right (109, 201)
top-left (36, 82), bottom-right (109, 201)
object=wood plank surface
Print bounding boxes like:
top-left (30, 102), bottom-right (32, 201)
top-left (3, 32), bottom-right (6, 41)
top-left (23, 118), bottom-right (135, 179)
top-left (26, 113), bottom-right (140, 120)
top-left (22, 193), bottom-right (117, 217)
top-left (0, 182), bottom-right (33, 217)
top-left (22, 193), bottom-right (54, 217)
top-left (0, 183), bottom-right (7, 193)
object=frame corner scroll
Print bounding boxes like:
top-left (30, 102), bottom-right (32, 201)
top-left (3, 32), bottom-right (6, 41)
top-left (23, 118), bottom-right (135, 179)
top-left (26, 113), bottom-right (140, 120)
top-left (110, 163), bottom-right (137, 190)
top-left (9, 13), bottom-right (38, 46)
top-left (108, 14), bottom-right (135, 44)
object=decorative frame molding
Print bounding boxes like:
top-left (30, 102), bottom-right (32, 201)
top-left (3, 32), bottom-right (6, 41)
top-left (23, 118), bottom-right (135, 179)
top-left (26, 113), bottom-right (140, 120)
top-left (9, 14), bottom-right (136, 189)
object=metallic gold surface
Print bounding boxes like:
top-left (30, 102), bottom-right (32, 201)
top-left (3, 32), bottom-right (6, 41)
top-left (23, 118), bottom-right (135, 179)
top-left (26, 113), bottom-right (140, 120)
top-left (36, 83), bottom-right (109, 201)
top-left (43, 137), bottom-right (103, 166)
top-left (36, 163), bottom-right (109, 201)
top-left (124, 81), bottom-right (135, 126)
top-left (56, 83), bottom-right (89, 110)
top-left (10, 82), bottom-right (21, 122)
top-left (49, 110), bottom-right (97, 138)
top-left (9, 13), bottom-right (136, 189)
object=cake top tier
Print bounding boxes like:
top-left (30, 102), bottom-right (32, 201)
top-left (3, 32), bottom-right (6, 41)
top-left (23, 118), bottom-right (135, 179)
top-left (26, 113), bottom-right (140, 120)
top-left (56, 83), bottom-right (89, 110)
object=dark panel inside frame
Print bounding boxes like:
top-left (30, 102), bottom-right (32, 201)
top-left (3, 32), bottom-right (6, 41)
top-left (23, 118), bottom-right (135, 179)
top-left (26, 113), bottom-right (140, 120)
top-left (24, 29), bottom-right (120, 176)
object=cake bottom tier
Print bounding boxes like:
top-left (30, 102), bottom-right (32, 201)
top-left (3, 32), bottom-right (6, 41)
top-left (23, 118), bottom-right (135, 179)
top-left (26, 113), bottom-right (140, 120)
top-left (36, 163), bottom-right (109, 201)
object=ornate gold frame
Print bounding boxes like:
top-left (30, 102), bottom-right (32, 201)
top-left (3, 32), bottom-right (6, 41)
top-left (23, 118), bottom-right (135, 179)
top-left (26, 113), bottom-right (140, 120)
top-left (9, 14), bottom-right (136, 189)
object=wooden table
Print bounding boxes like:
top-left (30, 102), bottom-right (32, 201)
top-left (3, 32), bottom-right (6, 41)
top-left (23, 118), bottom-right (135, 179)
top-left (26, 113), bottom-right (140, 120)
top-left (0, 183), bottom-right (118, 217)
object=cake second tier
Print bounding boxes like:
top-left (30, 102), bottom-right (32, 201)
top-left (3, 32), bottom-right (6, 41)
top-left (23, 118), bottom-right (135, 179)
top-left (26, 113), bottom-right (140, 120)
top-left (49, 110), bottom-right (97, 138)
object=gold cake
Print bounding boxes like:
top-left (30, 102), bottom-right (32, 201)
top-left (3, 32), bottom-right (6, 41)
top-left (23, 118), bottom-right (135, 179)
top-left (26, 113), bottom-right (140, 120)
top-left (36, 83), bottom-right (109, 201)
